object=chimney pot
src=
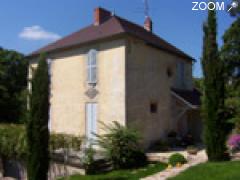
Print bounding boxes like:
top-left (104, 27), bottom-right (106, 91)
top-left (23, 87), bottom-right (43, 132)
top-left (94, 7), bottom-right (111, 26)
top-left (144, 16), bottom-right (153, 32)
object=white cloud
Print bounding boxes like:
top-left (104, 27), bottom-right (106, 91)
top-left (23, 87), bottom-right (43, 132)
top-left (19, 25), bottom-right (61, 41)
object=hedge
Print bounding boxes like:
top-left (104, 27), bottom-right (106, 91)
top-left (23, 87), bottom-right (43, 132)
top-left (0, 124), bottom-right (82, 160)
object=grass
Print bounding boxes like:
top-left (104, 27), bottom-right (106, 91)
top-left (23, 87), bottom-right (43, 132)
top-left (170, 161), bottom-right (240, 180)
top-left (59, 163), bottom-right (166, 180)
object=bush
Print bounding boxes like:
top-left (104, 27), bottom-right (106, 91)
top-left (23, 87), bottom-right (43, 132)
top-left (0, 124), bottom-right (27, 159)
top-left (96, 121), bottom-right (147, 169)
top-left (50, 133), bottom-right (82, 151)
top-left (0, 124), bottom-right (82, 160)
top-left (82, 145), bottom-right (96, 174)
top-left (227, 134), bottom-right (240, 153)
top-left (168, 153), bottom-right (187, 166)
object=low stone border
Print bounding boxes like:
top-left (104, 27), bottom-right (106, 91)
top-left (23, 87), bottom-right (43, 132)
top-left (142, 150), bottom-right (208, 180)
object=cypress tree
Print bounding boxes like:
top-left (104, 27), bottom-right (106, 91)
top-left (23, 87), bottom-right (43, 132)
top-left (27, 54), bottom-right (50, 180)
top-left (201, 3), bottom-right (228, 161)
top-left (221, 18), bottom-right (240, 132)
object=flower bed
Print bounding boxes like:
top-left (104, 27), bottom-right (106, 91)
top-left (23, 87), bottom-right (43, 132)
top-left (227, 134), bottom-right (240, 153)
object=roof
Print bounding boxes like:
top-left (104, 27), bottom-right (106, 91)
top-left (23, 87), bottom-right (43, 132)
top-left (29, 15), bottom-right (194, 61)
top-left (172, 88), bottom-right (201, 107)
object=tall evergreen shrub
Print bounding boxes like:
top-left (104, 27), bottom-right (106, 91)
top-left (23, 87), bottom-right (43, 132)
top-left (27, 55), bottom-right (50, 180)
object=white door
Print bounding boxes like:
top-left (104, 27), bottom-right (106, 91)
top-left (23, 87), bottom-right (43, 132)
top-left (86, 103), bottom-right (97, 141)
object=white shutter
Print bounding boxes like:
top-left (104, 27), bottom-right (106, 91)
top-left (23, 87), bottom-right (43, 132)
top-left (87, 49), bottom-right (97, 84)
top-left (87, 52), bottom-right (92, 83)
top-left (91, 103), bottom-right (97, 138)
top-left (91, 50), bottom-right (97, 83)
top-left (86, 103), bottom-right (97, 140)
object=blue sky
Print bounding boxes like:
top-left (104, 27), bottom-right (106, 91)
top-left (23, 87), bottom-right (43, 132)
top-left (0, 0), bottom-right (236, 77)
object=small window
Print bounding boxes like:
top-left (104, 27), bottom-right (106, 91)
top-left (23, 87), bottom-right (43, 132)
top-left (150, 103), bottom-right (158, 114)
top-left (87, 49), bottom-right (97, 84)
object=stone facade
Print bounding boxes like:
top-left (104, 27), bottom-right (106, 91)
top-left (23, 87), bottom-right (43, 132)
top-left (125, 36), bottom-right (194, 148)
top-left (29, 38), bottom-right (126, 137)
top-left (29, 35), bottom-right (199, 149)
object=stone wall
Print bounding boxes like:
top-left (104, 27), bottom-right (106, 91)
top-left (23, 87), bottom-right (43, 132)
top-left (29, 38), bottom-right (126, 137)
top-left (125, 36), bottom-right (194, 149)
top-left (0, 159), bottom-right (85, 180)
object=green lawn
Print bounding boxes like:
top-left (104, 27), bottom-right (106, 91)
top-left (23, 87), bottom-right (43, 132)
top-left (59, 163), bottom-right (166, 180)
top-left (170, 161), bottom-right (240, 180)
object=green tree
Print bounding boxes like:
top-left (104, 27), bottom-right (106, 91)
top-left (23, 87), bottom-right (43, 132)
top-left (27, 55), bottom-right (50, 180)
top-left (201, 5), bottom-right (229, 161)
top-left (0, 47), bottom-right (27, 123)
top-left (193, 77), bottom-right (204, 92)
top-left (221, 18), bottom-right (240, 132)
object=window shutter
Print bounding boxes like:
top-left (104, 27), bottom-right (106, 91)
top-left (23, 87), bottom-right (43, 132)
top-left (87, 49), bottom-right (97, 84)
top-left (87, 52), bottom-right (91, 83)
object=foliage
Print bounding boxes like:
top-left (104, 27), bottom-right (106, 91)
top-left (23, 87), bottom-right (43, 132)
top-left (96, 121), bottom-right (147, 169)
top-left (193, 78), bottom-right (204, 92)
top-left (0, 47), bottom-right (28, 123)
top-left (168, 153), bottom-right (187, 166)
top-left (50, 133), bottom-right (82, 151)
top-left (82, 145), bottom-right (96, 174)
top-left (0, 124), bottom-right (27, 159)
top-left (58, 162), bottom-right (166, 180)
top-left (27, 54), bottom-right (50, 180)
top-left (0, 124), bottom-right (82, 160)
top-left (169, 161), bottom-right (240, 180)
top-left (221, 18), bottom-right (240, 133)
top-left (227, 134), bottom-right (240, 153)
top-left (201, 8), bottom-right (229, 161)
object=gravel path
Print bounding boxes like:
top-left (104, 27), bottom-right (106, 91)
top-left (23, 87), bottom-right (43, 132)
top-left (142, 150), bottom-right (208, 180)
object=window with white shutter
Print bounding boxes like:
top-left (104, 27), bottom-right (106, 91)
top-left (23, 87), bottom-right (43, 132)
top-left (87, 49), bottom-right (97, 84)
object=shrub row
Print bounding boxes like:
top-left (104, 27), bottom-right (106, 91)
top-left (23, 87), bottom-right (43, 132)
top-left (0, 124), bottom-right (27, 159)
top-left (0, 124), bottom-right (82, 160)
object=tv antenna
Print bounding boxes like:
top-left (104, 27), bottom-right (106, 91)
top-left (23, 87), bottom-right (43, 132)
top-left (144, 0), bottom-right (150, 17)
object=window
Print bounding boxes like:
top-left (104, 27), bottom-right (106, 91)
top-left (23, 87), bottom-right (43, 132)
top-left (150, 103), bottom-right (158, 114)
top-left (177, 62), bottom-right (185, 85)
top-left (87, 49), bottom-right (97, 84)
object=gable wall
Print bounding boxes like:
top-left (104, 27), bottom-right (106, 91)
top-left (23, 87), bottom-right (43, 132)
top-left (125, 36), bottom-right (193, 149)
top-left (28, 38), bottom-right (126, 136)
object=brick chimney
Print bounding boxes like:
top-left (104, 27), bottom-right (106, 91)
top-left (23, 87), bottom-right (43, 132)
top-left (144, 16), bottom-right (153, 32)
top-left (94, 7), bottom-right (112, 26)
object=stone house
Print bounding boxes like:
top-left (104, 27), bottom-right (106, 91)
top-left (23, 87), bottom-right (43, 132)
top-left (28, 7), bottom-right (202, 149)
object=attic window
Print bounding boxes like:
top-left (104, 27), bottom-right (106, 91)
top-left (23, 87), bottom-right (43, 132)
top-left (150, 103), bottom-right (158, 114)
top-left (87, 49), bottom-right (97, 84)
